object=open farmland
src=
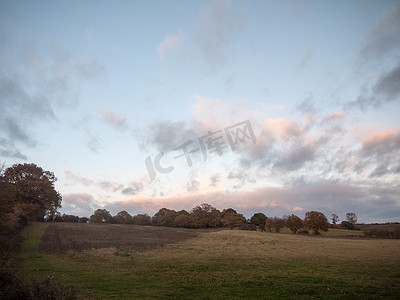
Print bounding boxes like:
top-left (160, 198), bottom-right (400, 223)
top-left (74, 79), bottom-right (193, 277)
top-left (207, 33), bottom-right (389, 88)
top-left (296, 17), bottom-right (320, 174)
top-left (39, 222), bottom-right (199, 252)
top-left (18, 223), bottom-right (400, 299)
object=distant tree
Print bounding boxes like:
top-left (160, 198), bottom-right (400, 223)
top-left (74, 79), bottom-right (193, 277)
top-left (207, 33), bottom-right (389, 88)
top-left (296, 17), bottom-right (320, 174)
top-left (53, 213), bottom-right (63, 222)
top-left (152, 208), bottom-right (176, 226)
top-left (331, 214), bottom-right (339, 225)
top-left (272, 217), bottom-right (285, 233)
top-left (304, 211), bottom-right (329, 235)
top-left (79, 217), bottom-right (89, 223)
top-left (173, 214), bottom-right (192, 228)
top-left (131, 214), bottom-right (151, 226)
top-left (2, 163), bottom-right (62, 221)
top-left (239, 223), bottom-right (257, 231)
top-left (62, 214), bottom-right (80, 222)
top-left (265, 217), bottom-right (273, 232)
top-left (221, 208), bottom-right (237, 217)
top-left (286, 214), bottom-right (303, 233)
top-left (190, 203), bottom-right (221, 228)
top-left (90, 209), bottom-right (113, 223)
top-left (0, 164), bottom-right (13, 219)
top-left (221, 211), bottom-right (247, 229)
top-left (161, 210), bottom-right (179, 226)
top-left (346, 212), bottom-right (357, 225)
top-left (264, 217), bottom-right (285, 233)
top-left (113, 210), bottom-right (132, 224)
top-left (250, 213), bottom-right (267, 231)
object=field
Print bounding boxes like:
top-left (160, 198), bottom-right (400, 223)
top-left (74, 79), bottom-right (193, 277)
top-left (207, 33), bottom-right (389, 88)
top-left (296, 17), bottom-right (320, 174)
top-left (17, 223), bottom-right (400, 299)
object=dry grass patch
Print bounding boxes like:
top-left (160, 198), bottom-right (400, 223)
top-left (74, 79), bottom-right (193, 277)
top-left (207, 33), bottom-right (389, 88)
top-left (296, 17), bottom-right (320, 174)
top-left (139, 229), bottom-right (400, 263)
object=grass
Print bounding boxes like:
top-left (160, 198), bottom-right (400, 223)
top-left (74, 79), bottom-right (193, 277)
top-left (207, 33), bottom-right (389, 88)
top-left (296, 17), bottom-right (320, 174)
top-left (278, 227), bottom-right (364, 237)
top-left (17, 223), bottom-right (400, 299)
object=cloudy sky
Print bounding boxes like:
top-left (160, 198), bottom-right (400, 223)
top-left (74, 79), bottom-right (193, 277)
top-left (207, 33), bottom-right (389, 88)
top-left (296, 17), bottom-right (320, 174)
top-left (1, 0), bottom-right (399, 223)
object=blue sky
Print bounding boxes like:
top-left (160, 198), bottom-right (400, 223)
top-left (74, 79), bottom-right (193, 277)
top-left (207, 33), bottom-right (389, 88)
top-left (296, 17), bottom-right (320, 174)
top-left (1, 0), bottom-right (399, 223)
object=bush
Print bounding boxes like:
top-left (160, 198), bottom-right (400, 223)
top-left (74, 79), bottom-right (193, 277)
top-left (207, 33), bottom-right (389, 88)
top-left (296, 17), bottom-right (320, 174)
top-left (297, 229), bottom-right (309, 235)
top-left (363, 229), bottom-right (400, 239)
top-left (341, 221), bottom-right (355, 230)
top-left (0, 262), bottom-right (78, 299)
top-left (239, 223), bottom-right (257, 231)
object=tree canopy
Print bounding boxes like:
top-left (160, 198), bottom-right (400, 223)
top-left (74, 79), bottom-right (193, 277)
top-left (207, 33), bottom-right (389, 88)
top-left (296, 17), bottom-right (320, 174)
top-left (286, 214), bottom-right (303, 233)
top-left (1, 163), bottom-right (62, 221)
top-left (304, 211), bottom-right (329, 235)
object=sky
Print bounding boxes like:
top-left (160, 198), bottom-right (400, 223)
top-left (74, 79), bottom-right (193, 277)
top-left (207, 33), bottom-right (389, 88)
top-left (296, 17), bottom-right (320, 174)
top-left (1, 0), bottom-right (399, 223)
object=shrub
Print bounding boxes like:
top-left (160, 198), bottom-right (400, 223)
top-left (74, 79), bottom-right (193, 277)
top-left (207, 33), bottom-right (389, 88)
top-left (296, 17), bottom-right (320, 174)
top-left (297, 229), bottom-right (309, 235)
top-left (341, 221), bottom-right (355, 230)
top-left (363, 229), bottom-right (400, 239)
top-left (239, 223), bottom-right (257, 231)
top-left (0, 262), bottom-right (78, 299)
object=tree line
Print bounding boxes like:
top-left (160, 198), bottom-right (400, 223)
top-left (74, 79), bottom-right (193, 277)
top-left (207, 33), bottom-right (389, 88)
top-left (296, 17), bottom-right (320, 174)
top-left (0, 163), bottom-right (358, 238)
top-left (74, 204), bottom-right (357, 236)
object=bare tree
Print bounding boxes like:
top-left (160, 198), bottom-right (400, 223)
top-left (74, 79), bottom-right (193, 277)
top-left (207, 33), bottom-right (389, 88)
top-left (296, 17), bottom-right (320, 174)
top-left (346, 212), bottom-right (357, 225)
top-left (331, 213), bottom-right (339, 225)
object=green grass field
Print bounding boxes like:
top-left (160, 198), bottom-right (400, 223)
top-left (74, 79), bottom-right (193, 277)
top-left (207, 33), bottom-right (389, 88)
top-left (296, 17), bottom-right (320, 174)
top-left (17, 223), bottom-right (400, 299)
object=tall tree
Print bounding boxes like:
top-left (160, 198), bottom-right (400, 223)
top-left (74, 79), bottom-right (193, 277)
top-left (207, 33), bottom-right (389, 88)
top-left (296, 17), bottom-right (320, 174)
top-left (272, 217), bottom-right (285, 233)
top-left (3, 163), bottom-right (62, 221)
top-left (221, 211), bottom-right (246, 229)
top-left (346, 212), bottom-right (357, 225)
top-left (331, 214), bottom-right (339, 225)
top-left (0, 163), bottom-right (13, 219)
top-left (286, 214), bottom-right (303, 233)
top-left (304, 211), bottom-right (329, 235)
top-left (152, 208), bottom-right (177, 226)
top-left (90, 209), bottom-right (113, 223)
top-left (113, 210), bottom-right (133, 224)
top-left (190, 203), bottom-right (221, 228)
top-left (131, 214), bottom-right (151, 226)
top-left (250, 213), bottom-right (267, 231)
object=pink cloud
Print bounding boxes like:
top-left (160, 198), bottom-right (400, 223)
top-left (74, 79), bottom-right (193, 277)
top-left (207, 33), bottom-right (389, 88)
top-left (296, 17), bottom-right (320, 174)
top-left (64, 170), bottom-right (93, 186)
top-left (362, 128), bottom-right (400, 151)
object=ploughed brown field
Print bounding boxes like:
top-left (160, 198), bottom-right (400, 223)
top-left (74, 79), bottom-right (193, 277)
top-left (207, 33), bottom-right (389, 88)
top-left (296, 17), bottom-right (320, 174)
top-left (39, 222), bottom-right (201, 252)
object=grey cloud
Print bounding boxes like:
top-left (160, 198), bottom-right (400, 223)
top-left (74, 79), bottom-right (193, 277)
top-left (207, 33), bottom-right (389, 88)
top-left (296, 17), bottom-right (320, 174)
top-left (274, 141), bottom-right (317, 171)
top-left (362, 129), bottom-right (400, 156)
top-left (228, 169), bottom-right (256, 189)
top-left (295, 96), bottom-right (317, 115)
top-left (348, 63), bottom-right (400, 110)
top-left (0, 138), bottom-right (27, 160)
top-left (374, 63), bottom-right (400, 101)
top-left (209, 174), bottom-right (220, 187)
top-left (98, 181), bottom-right (124, 192)
top-left (356, 129), bottom-right (400, 177)
top-left (144, 120), bottom-right (197, 152)
top-left (78, 57), bottom-right (107, 79)
top-left (87, 136), bottom-right (102, 153)
top-left (2, 118), bottom-right (36, 145)
top-left (295, 48), bottom-right (314, 72)
top-left (185, 180), bottom-right (200, 192)
top-left (64, 170), bottom-right (125, 192)
top-left (361, 2), bottom-right (400, 60)
top-left (195, 0), bottom-right (245, 68)
top-left (61, 193), bottom-right (96, 217)
top-left (0, 36), bottom-right (106, 160)
top-left (122, 182), bottom-right (144, 195)
top-left (95, 180), bottom-right (400, 223)
top-left (369, 163), bottom-right (390, 178)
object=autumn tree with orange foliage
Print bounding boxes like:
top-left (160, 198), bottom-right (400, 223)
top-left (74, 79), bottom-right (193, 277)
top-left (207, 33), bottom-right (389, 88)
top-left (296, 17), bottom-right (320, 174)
top-left (304, 211), bottom-right (329, 235)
